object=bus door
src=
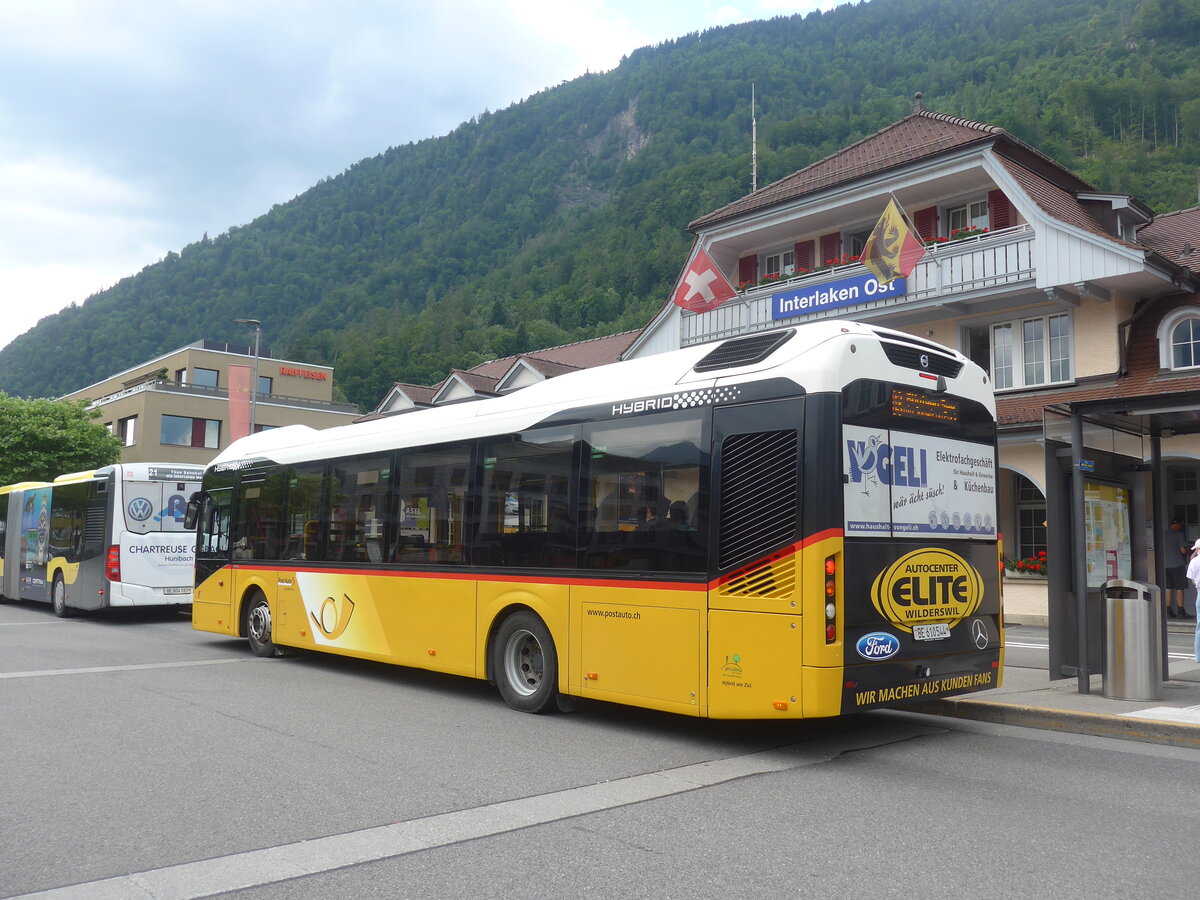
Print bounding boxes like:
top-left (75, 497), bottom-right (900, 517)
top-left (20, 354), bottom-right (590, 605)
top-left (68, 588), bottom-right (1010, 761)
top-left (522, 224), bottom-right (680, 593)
top-left (192, 472), bottom-right (235, 632)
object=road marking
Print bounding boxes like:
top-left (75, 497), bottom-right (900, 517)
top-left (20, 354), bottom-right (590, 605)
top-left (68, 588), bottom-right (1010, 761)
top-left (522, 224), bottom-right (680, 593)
top-left (0, 658), bottom-right (253, 680)
top-left (1006, 640), bottom-right (1195, 662)
top-left (10, 726), bottom-right (937, 900)
top-left (1122, 705), bottom-right (1200, 725)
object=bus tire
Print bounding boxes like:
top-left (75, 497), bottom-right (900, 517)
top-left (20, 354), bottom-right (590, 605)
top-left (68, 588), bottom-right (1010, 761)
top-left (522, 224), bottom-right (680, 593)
top-left (51, 574), bottom-right (71, 618)
top-left (493, 610), bottom-right (558, 714)
top-left (245, 593), bottom-right (277, 658)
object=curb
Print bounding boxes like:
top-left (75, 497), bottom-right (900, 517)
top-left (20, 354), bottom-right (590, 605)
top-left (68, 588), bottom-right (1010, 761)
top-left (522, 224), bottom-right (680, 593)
top-left (903, 697), bottom-right (1200, 749)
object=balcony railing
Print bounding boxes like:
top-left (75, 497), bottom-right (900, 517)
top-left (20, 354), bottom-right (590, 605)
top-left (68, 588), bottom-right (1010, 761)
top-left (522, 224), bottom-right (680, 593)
top-left (86, 379), bottom-right (360, 415)
top-left (681, 224), bottom-right (1035, 346)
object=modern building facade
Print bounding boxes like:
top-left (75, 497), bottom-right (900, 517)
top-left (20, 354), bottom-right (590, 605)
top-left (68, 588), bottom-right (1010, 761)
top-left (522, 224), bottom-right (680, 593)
top-left (63, 341), bottom-right (360, 465)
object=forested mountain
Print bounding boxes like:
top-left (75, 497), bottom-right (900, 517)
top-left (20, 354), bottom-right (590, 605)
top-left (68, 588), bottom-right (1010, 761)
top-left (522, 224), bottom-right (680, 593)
top-left (4, 0), bottom-right (1200, 409)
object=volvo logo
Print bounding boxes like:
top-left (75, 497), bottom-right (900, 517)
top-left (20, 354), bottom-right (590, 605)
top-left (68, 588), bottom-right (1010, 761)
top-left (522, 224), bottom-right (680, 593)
top-left (919, 353), bottom-right (930, 369)
top-left (127, 498), bottom-right (154, 522)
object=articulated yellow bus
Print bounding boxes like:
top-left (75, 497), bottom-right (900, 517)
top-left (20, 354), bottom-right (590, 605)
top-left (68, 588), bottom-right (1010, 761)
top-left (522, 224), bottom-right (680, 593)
top-left (189, 320), bottom-right (1001, 717)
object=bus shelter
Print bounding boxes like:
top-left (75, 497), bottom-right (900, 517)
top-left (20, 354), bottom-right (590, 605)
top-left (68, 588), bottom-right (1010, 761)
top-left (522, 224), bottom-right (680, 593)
top-left (1043, 390), bottom-right (1200, 693)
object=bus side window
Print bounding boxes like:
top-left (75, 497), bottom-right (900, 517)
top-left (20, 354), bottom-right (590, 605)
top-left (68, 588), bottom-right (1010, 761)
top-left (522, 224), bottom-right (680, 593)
top-left (582, 413), bottom-right (708, 573)
top-left (474, 428), bottom-right (575, 569)
top-left (327, 455), bottom-right (392, 564)
top-left (393, 446), bottom-right (469, 565)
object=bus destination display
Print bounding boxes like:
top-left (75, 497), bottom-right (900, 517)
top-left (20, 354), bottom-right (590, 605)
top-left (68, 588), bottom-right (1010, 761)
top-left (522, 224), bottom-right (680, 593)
top-left (891, 388), bottom-right (958, 422)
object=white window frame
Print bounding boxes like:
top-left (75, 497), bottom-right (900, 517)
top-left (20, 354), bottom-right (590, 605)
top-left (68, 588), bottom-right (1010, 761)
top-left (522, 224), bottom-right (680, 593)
top-left (1157, 307), bottom-right (1200, 370)
top-left (947, 198), bottom-right (989, 235)
top-left (763, 249), bottom-right (795, 277)
top-left (965, 312), bottom-right (1073, 391)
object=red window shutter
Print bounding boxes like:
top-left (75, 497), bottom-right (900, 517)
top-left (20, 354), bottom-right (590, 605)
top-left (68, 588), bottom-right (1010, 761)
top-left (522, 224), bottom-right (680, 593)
top-left (738, 255), bottom-right (758, 284)
top-left (794, 240), bottom-right (814, 271)
top-left (190, 417), bottom-right (206, 448)
top-left (819, 232), bottom-right (841, 265)
top-left (913, 206), bottom-right (938, 241)
top-left (988, 189), bottom-right (1013, 230)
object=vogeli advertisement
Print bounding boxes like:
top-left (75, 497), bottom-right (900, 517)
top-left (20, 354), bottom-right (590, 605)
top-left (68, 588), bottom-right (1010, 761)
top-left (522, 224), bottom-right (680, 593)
top-left (843, 425), bottom-right (996, 538)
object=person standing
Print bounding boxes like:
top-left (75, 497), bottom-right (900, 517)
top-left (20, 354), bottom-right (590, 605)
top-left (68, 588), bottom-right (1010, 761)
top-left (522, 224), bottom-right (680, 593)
top-left (1185, 538), bottom-right (1200, 661)
top-left (1163, 519), bottom-right (1193, 619)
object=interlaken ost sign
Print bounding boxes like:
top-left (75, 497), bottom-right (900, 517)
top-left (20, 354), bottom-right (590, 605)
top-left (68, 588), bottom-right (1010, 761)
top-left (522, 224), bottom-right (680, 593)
top-left (771, 271), bottom-right (906, 321)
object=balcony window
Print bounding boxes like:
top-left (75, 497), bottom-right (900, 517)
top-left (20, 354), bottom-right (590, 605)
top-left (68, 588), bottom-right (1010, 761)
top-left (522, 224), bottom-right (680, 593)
top-left (966, 313), bottom-right (1071, 390)
top-left (191, 368), bottom-right (219, 389)
top-left (846, 228), bottom-right (873, 257)
top-left (764, 249), bottom-right (795, 277)
top-left (948, 200), bottom-right (989, 235)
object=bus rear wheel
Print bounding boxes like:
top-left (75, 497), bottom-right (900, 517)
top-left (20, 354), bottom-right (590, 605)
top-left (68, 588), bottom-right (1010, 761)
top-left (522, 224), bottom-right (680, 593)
top-left (245, 593), bottom-right (277, 657)
top-left (493, 611), bottom-right (558, 714)
top-left (52, 574), bottom-right (71, 618)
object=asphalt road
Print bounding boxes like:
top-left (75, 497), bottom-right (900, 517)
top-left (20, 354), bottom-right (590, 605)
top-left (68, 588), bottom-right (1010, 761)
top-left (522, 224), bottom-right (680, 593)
top-left (2, 601), bottom-right (1197, 899)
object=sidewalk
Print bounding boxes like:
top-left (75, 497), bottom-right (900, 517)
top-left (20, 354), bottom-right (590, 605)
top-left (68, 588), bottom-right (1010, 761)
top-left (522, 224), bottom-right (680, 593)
top-left (906, 606), bottom-right (1200, 748)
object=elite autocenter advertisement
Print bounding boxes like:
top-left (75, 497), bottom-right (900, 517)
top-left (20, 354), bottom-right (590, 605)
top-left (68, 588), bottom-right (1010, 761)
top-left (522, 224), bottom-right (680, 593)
top-left (843, 425), bottom-right (996, 539)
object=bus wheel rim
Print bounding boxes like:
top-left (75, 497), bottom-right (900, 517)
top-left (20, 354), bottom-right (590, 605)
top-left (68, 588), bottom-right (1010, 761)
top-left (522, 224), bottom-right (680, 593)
top-left (249, 603), bottom-right (271, 643)
top-left (503, 629), bottom-right (543, 697)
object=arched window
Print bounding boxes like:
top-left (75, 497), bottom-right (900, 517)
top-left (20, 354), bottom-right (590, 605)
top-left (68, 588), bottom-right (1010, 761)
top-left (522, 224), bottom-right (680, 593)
top-left (1157, 307), bottom-right (1200, 370)
top-left (1172, 317), bottom-right (1200, 369)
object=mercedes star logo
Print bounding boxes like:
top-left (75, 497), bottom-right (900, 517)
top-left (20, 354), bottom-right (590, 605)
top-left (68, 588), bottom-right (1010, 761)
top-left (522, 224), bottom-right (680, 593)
top-left (971, 618), bottom-right (989, 649)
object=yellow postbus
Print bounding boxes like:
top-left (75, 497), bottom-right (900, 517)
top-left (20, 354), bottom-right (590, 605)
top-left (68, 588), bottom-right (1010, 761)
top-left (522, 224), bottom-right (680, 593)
top-left (189, 320), bottom-right (1002, 717)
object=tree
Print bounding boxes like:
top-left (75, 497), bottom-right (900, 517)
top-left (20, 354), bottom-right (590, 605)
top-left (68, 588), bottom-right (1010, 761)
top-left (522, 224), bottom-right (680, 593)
top-left (0, 395), bottom-right (122, 485)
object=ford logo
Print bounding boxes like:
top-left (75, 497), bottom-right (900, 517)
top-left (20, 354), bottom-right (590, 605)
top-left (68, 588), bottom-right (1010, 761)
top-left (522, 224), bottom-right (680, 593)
top-left (856, 632), bottom-right (901, 661)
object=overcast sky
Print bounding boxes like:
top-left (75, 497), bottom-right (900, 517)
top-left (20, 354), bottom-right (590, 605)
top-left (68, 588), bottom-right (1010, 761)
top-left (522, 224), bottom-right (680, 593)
top-left (0, 0), bottom-right (839, 351)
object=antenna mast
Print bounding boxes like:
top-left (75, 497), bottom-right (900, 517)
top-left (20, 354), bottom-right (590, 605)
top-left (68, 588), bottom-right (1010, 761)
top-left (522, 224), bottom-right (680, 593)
top-left (751, 83), bottom-right (758, 192)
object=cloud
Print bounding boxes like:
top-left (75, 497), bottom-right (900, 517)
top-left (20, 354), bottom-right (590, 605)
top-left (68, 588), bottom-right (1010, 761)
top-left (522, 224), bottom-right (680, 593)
top-left (0, 0), bottom-right (835, 352)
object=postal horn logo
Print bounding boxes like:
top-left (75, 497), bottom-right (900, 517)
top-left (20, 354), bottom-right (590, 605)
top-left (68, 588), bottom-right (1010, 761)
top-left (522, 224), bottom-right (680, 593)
top-left (871, 548), bottom-right (983, 633)
top-left (310, 593), bottom-right (355, 640)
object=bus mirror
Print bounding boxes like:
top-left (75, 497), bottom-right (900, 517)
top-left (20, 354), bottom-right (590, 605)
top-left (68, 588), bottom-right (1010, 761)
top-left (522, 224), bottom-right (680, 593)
top-left (184, 493), bottom-right (201, 530)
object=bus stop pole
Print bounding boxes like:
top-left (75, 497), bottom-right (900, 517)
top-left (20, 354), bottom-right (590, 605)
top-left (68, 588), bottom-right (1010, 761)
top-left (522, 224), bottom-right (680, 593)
top-left (1072, 410), bottom-right (1091, 694)
top-left (1150, 429), bottom-right (1169, 682)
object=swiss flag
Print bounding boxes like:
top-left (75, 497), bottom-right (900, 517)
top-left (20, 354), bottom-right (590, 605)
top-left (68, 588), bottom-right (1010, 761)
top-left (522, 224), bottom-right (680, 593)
top-left (672, 248), bottom-right (738, 313)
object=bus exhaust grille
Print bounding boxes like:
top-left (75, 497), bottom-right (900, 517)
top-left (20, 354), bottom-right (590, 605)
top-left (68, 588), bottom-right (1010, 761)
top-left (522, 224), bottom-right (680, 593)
top-left (694, 330), bottom-right (795, 373)
top-left (718, 551), bottom-right (797, 600)
top-left (718, 429), bottom-right (798, 570)
top-left (880, 340), bottom-right (962, 378)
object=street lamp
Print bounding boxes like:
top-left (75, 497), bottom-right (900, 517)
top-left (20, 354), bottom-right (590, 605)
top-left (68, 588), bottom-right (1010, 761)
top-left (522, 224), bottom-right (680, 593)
top-left (234, 317), bottom-right (262, 434)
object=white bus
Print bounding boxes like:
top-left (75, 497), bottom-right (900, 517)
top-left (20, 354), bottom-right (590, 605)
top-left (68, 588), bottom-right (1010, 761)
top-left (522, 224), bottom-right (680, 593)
top-left (0, 463), bottom-right (203, 616)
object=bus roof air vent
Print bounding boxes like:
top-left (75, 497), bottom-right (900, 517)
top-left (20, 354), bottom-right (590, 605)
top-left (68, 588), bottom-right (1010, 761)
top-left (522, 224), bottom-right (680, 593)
top-left (693, 330), bottom-right (795, 373)
top-left (879, 338), bottom-right (963, 378)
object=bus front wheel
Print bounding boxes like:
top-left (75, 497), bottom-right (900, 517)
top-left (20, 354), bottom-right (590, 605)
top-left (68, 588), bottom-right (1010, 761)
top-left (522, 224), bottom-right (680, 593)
top-left (493, 611), bottom-right (558, 714)
top-left (52, 574), bottom-right (71, 618)
top-left (246, 593), bottom-right (277, 657)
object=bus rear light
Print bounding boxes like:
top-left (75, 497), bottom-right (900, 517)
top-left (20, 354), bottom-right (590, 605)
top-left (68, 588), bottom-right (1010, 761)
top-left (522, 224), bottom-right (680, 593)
top-left (105, 545), bottom-right (121, 581)
top-left (824, 554), bottom-right (837, 644)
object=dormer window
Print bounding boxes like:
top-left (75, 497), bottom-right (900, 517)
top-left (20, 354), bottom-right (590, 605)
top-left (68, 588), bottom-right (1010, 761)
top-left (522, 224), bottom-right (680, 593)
top-left (948, 199), bottom-right (989, 236)
top-left (764, 249), bottom-right (795, 277)
top-left (1159, 308), bottom-right (1200, 370)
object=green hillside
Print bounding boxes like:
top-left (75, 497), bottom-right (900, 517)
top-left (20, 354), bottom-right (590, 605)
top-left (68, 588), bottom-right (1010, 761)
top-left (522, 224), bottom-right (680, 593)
top-left (3, 0), bottom-right (1200, 409)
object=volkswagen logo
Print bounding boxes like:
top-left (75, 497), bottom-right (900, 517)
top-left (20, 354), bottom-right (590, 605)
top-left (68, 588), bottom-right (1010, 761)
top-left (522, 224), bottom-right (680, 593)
top-left (127, 497), bottom-right (154, 522)
top-left (919, 353), bottom-right (930, 369)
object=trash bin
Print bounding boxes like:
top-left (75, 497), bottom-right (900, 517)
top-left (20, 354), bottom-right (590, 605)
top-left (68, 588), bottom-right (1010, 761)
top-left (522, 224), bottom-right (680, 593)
top-left (1101, 579), bottom-right (1163, 701)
